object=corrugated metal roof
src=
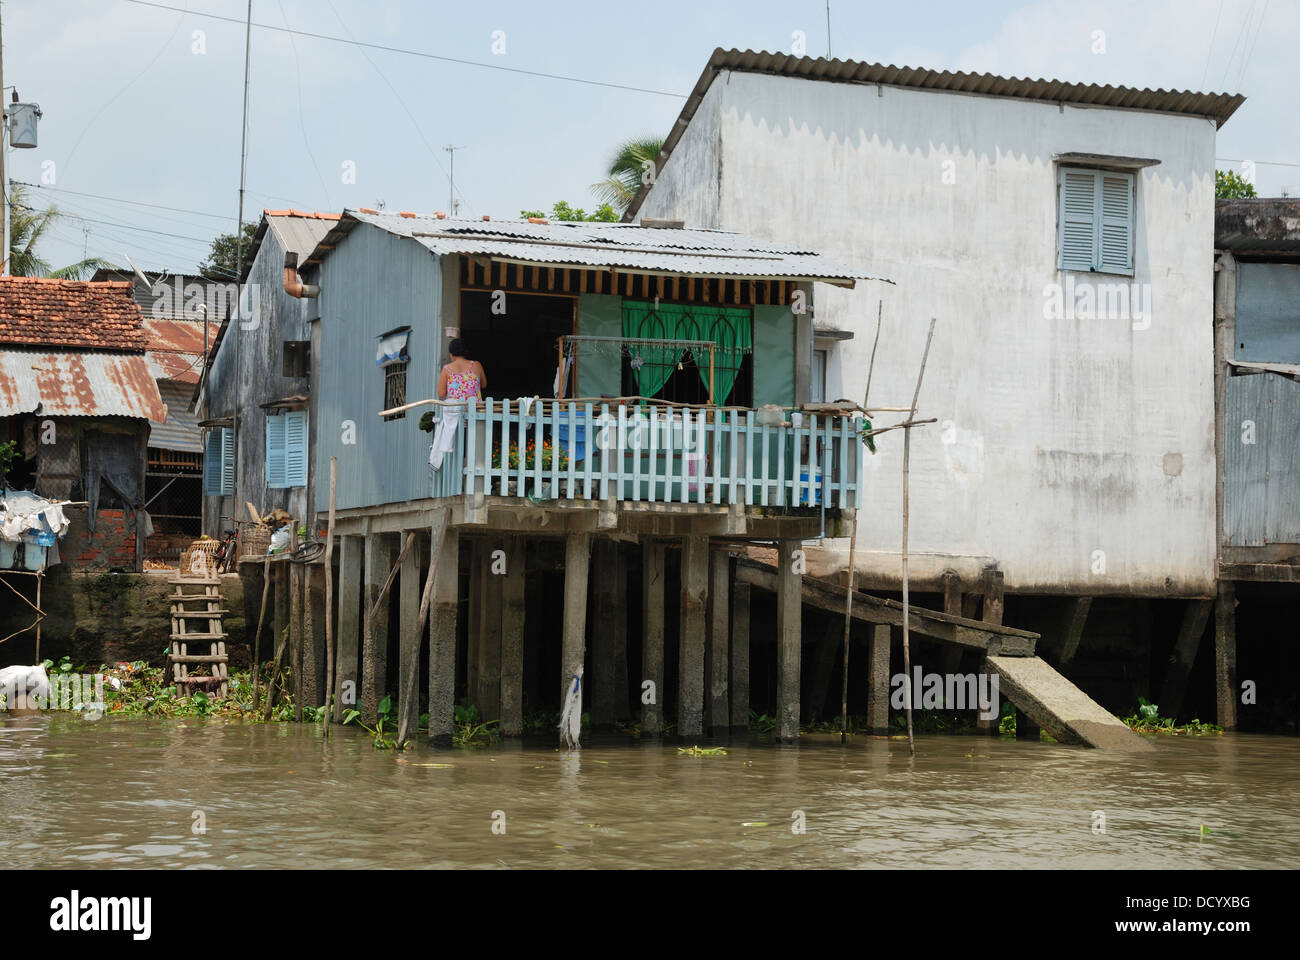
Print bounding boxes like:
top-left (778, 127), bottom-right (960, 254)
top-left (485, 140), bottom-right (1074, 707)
top-left (241, 210), bottom-right (339, 282)
top-left (625, 48), bottom-right (1248, 219)
top-left (316, 209), bottom-right (879, 286)
top-left (0, 347), bottom-right (167, 420)
top-left (1216, 199), bottom-right (1300, 252)
top-left (143, 318), bottom-right (206, 384)
top-left (149, 381), bottom-right (202, 452)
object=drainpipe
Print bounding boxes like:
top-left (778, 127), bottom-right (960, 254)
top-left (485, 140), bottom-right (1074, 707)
top-left (283, 251), bottom-right (319, 299)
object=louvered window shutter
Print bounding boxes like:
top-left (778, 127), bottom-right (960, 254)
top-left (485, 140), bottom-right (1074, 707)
top-left (284, 410), bottom-right (308, 487)
top-left (266, 414), bottom-right (287, 488)
top-left (1059, 169), bottom-right (1098, 272)
top-left (1098, 172), bottom-right (1134, 273)
top-left (204, 430), bottom-right (223, 496)
top-left (220, 428), bottom-right (235, 495)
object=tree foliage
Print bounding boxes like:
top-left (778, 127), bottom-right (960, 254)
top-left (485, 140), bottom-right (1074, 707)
top-left (1216, 169), bottom-right (1258, 199)
top-left (7, 184), bottom-right (117, 279)
top-left (519, 200), bottom-right (618, 222)
top-left (198, 221), bottom-right (259, 280)
top-left (590, 136), bottom-right (665, 213)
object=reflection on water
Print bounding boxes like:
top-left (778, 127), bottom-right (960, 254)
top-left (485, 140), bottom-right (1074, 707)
top-left (1, 714), bottom-right (1296, 869)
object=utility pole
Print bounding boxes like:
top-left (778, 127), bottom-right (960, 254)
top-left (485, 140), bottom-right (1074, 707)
top-left (1, 2), bottom-right (8, 276)
top-left (232, 0), bottom-right (253, 520)
top-left (444, 145), bottom-right (465, 216)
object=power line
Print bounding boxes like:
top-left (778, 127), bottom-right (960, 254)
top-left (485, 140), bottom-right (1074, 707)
top-left (12, 203), bottom-right (212, 243)
top-left (1217, 157), bottom-right (1300, 168)
top-left (13, 181), bottom-right (233, 221)
top-left (120, 0), bottom-right (685, 98)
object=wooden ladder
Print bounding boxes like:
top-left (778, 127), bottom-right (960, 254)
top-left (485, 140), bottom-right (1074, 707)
top-left (168, 576), bottom-right (229, 698)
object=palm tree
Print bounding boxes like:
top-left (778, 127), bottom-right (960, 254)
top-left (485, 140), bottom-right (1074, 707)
top-left (590, 136), bottom-right (665, 214)
top-left (7, 184), bottom-right (116, 279)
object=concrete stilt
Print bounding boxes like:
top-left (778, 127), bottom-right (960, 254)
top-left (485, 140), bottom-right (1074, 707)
top-left (1055, 596), bottom-right (1093, 666)
top-left (591, 539), bottom-right (617, 728)
top-left (1215, 581), bottom-right (1237, 730)
top-left (361, 533), bottom-right (395, 726)
top-left (613, 544), bottom-right (631, 722)
top-left (678, 535), bottom-right (709, 738)
top-left (729, 581), bottom-right (750, 731)
top-left (273, 561), bottom-right (290, 690)
top-left (466, 539), bottom-right (483, 713)
top-left (500, 535), bottom-right (525, 736)
top-left (641, 540), bottom-right (666, 737)
top-left (1159, 598), bottom-right (1213, 722)
top-left (867, 624), bottom-right (890, 734)
top-left (775, 539), bottom-right (802, 742)
top-left (707, 548), bottom-right (730, 733)
top-left (301, 563), bottom-right (325, 708)
top-left (940, 572), bottom-right (964, 675)
top-left (397, 529), bottom-right (424, 742)
top-left (334, 535), bottom-right (362, 723)
top-left (561, 532), bottom-right (591, 726)
top-left (428, 523), bottom-right (460, 744)
top-left (477, 538), bottom-right (503, 722)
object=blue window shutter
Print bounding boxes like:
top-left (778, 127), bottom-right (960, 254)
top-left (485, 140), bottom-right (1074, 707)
top-left (204, 430), bottom-right (222, 495)
top-left (1098, 172), bottom-right (1134, 274)
top-left (266, 414), bottom-right (287, 488)
top-left (221, 428), bottom-right (235, 495)
top-left (1059, 169), bottom-right (1098, 272)
top-left (284, 410), bottom-right (308, 487)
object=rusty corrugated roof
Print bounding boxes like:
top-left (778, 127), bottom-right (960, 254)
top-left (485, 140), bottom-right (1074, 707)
top-left (624, 48), bottom-right (1247, 219)
top-left (0, 347), bottom-right (166, 420)
top-left (143, 317), bottom-right (206, 384)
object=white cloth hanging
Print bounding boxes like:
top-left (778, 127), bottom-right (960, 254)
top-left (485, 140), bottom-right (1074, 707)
top-left (429, 406), bottom-right (462, 470)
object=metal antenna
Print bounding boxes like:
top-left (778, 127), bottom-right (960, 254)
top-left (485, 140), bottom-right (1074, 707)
top-left (444, 145), bottom-right (466, 215)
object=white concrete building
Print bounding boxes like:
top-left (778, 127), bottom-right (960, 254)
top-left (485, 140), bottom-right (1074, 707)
top-left (631, 50), bottom-right (1245, 600)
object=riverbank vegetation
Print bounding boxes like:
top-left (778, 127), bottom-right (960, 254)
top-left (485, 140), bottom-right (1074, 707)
top-left (1122, 698), bottom-right (1223, 736)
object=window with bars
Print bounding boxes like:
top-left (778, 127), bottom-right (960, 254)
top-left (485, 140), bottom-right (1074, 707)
top-left (383, 361), bottom-right (408, 421)
top-left (1057, 167), bottom-right (1135, 275)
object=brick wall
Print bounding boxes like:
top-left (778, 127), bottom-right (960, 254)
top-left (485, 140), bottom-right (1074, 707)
top-left (59, 507), bottom-right (138, 570)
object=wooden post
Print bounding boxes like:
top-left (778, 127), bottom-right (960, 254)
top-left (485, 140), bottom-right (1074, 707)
top-left (477, 537), bottom-right (503, 722)
top-left (775, 539), bottom-right (801, 742)
top-left (361, 533), bottom-right (395, 726)
top-left (678, 535), bottom-right (709, 738)
top-left (271, 560), bottom-right (290, 703)
top-left (867, 624), bottom-right (890, 734)
top-left (1215, 580), bottom-right (1237, 730)
top-left (321, 458), bottom-right (337, 731)
top-left (251, 555), bottom-right (271, 710)
top-left (500, 535), bottom-right (525, 736)
top-left (560, 532), bottom-right (591, 726)
top-left (1056, 596), bottom-right (1093, 666)
top-left (1159, 598), bottom-right (1214, 722)
top-left (301, 562), bottom-right (325, 708)
top-left (427, 518), bottom-right (459, 745)
top-left (396, 528), bottom-right (424, 744)
top-left (978, 567), bottom-right (1004, 736)
top-left (642, 539), bottom-right (666, 737)
top-left (707, 548), bottom-right (730, 732)
top-left (290, 540), bottom-right (303, 722)
top-left (334, 535), bottom-right (362, 723)
top-left (591, 539), bottom-right (617, 728)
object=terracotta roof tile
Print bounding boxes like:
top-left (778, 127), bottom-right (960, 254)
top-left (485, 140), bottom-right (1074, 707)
top-left (0, 276), bottom-right (147, 352)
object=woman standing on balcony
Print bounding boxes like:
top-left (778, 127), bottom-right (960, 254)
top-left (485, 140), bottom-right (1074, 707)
top-left (430, 340), bottom-right (486, 471)
top-left (438, 339), bottom-right (486, 401)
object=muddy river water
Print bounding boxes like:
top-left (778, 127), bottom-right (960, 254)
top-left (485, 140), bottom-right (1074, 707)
top-left (1, 715), bottom-right (1296, 869)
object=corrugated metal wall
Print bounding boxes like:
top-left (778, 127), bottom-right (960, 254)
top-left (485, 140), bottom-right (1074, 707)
top-left (1223, 371), bottom-right (1300, 546)
top-left (1235, 262), bottom-right (1300, 364)
top-left (314, 225), bottom-right (442, 513)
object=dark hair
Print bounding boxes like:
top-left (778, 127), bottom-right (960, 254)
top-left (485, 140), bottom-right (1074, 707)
top-left (448, 338), bottom-right (467, 358)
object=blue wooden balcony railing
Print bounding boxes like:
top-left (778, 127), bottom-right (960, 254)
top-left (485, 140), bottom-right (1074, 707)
top-left (429, 399), bottom-right (864, 509)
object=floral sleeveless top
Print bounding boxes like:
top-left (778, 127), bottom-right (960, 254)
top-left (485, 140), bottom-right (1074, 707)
top-left (445, 367), bottom-right (482, 400)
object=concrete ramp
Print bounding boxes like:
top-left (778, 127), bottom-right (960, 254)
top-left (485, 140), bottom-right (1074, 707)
top-left (987, 655), bottom-right (1153, 752)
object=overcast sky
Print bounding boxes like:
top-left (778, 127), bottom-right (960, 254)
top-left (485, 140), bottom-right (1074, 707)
top-left (7, 0), bottom-right (1296, 275)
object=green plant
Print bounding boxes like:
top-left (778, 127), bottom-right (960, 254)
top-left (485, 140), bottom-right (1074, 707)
top-left (343, 704), bottom-right (401, 750)
top-left (1123, 698), bottom-right (1223, 736)
top-left (452, 702), bottom-right (499, 748)
top-left (1215, 169), bottom-right (1257, 199)
top-left (0, 439), bottom-right (17, 483)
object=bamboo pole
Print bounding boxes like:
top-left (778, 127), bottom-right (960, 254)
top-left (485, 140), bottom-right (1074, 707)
top-left (251, 555), bottom-right (271, 711)
top-left (368, 532), bottom-right (414, 622)
top-left (900, 318), bottom-right (937, 757)
top-left (321, 457), bottom-right (337, 734)
top-left (841, 300), bottom-right (883, 743)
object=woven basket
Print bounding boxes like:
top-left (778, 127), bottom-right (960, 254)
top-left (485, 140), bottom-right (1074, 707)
top-left (180, 540), bottom-right (221, 577)
top-left (240, 524), bottom-right (272, 560)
